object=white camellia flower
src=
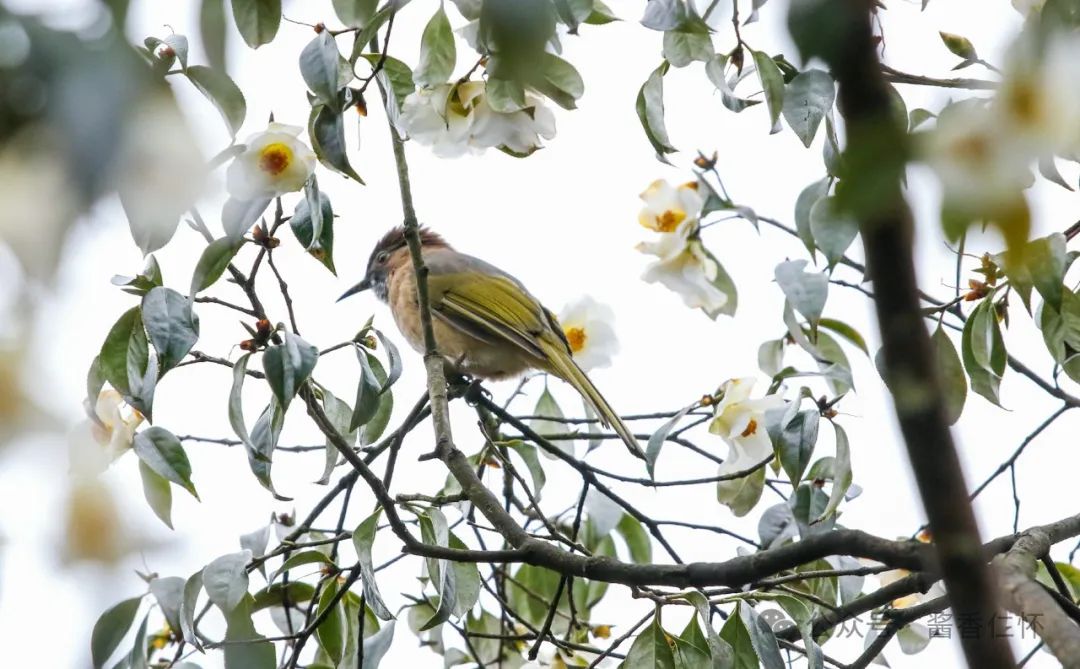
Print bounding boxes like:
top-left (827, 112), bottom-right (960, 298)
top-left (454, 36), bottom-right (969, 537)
top-left (470, 92), bottom-right (557, 156)
top-left (994, 33), bottom-right (1080, 156)
top-left (1011, 0), bottom-right (1046, 16)
top-left (637, 218), bottom-right (730, 315)
top-left (920, 103), bottom-right (1034, 215)
top-left (398, 82), bottom-right (483, 158)
top-left (710, 378), bottom-right (784, 515)
top-left (637, 179), bottom-right (704, 232)
top-left (398, 81), bottom-right (557, 157)
top-left (226, 122), bottom-right (316, 201)
top-left (70, 389), bottom-right (144, 476)
top-left (558, 296), bottom-right (619, 372)
top-left (710, 378), bottom-right (784, 467)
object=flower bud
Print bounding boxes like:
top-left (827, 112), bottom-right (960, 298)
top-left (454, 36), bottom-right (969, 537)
top-left (939, 31), bottom-right (977, 61)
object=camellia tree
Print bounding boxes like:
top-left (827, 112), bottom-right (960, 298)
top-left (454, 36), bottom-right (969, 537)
top-left (6, 0), bottom-right (1080, 667)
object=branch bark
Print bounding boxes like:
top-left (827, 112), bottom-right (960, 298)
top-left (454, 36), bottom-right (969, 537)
top-left (994, 530), bottom-right (1080, 667)
top-left (809, 1), bottom-right (1015, 666)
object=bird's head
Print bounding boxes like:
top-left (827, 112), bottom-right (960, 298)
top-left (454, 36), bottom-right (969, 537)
top-left (338, 226), bottom-right (449, 303)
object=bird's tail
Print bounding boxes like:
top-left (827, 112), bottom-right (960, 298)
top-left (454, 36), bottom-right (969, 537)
top-left (539, 341), bottom-right (646, 461)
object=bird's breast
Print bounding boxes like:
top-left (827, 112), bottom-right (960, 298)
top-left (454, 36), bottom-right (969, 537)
top-left (385, 266), bottom-right (534, 380)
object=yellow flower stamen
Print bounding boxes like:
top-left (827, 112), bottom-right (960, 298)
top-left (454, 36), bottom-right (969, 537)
top-left (654, 209), bottom-right (686, 232)
top-left (258, 142), bottom-right (293, 176)
top-left (564, 326), bottom-right (587, 353)
top-left (740, 418), bottom-right (758, 438)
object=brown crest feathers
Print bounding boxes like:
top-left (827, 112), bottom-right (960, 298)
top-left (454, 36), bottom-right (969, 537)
top-left (368, 226), bottom-right (450, 265)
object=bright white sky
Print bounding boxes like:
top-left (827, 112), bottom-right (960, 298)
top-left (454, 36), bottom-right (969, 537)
top-left (1, 0), bottom-right (1077, 667)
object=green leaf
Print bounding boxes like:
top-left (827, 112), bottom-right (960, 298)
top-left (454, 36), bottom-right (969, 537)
top-left (663, 29), bottom-right (713, 68)
top-left (179, 570), bottom-right (203, 649)
top-left (1025, 232), bottom-right (1068, 311)
top-left (909, 107), bottom-right (936, 131)
top-left (586, 0), bottom-right (619, 24)
top-left (350, 5), bottom-right (394, 61)
top-left (675, 615), bottom-right (713, 669)
top-left (291, 188), bottom-right (336, 275)
top-left (149, 576), bottom-right (185, 640)
top-left (301, 32), bottom-right (343, 106)
top-left (961, 298), bottom-right (1006, 406)
top-left (782, 69), bottom-right (834, 147)
top-left (932, 325), bottom-right (967, 424)
top-left (706, 53), bottom-right (761, 113)
top-left (224, 595), bottom-right (276, 669)
top-left (228, 352), bottom-right (253, 449)
top-left (641, 0), bottom-right (687, 30)
top-left (333, 0), bottom-right (378, 27)
top-left (530, 386), bottom-right (572, 457)
top-left (819, 318), bottom-right (869, 356)
top-left (352, 509), bottom-right (394, 620)
top-left (683, 590), bottom-right (734, 667)
top-left (818, 423), bottom-right (852, 521)
top-left (769, 406), bottom-right (819, 487)
top-left (616, 514), bottom-right (652, 564)
top-left (645, 403), bottom-right (694, 476)
top-left (111, 255), bottom-right (164, 297)
top-left (262, 331), bottom-right (318, 411)
top-left (361, 619), bottom-right (396, 668)
top-left (309, 104), bottom-right (364, 183)
top-left (318, 389), bottom-right (354, 484)
top-left (507, 440), bottom-right (546, 498)
top-left (415, 6), bottom-right (456, 87)
top-left (752, 50), bottom-right (784, 134)
top-left (200, 0), bottom-right (228, 71)
top-left (252, 581), bottom-right (316, 612)
top-left (774, 260), bottom-right (827, 326)
top-left (532, 53), bottom-right (585, 110)
top-left (248, 399), bottom-right (288, 498)
top-left (360, 359), bottom-right (393, 446)
top-left (190, 237), bottom-right (243, 295)
top-left (487, 77), bottom-right (527, 112)
top-left (717, 466), bottom-right (765, 517)
top-left (814, 330), bottom-right (853, 396)
top-left (134, 426), bottom-right (199, 498)
top-left (700, 246), bottom-right (738, 318)
top-left (231, 0), bottom-right (281, 49)
top-left (738, 603), bottom-right (784, 669)
top-left (91, 596), bottom-right (142, 669)
top-left (350, 348), bottom-right (383, 431)
top-left (794, 179), bottom-right (828, 257)
top-left (809, 196), bottom-right (858, 269)
top-left (622, 615), bottom-right (676, 669)
top-left (204, 550), bottom-right (252, 613)
top-left (186, 65), bottom-right (247, 136)
top-left (449, 533), bottom-right (480, 617)
top-left (141, 287), bottom-right (199, 373)
top-left (362, 54), bottom-right (415, 111)
top-left (417, 509), bottom-right (457, 631)
top-left (269, 551), bottom-right (335, 584)
top-left (315, 578), bottom-right (347, 663)
top-left (99, 307), bottom-right (146, 398)
top-left (129, 612), bottom-right (150, 669)
top-left (636, 62), bottom-right (676, 158)
top-left (139, 460), bottom-right (173, 529)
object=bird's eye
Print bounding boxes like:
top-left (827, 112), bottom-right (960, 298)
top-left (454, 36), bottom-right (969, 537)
top-left (377, 251), bottom-right (389, 264)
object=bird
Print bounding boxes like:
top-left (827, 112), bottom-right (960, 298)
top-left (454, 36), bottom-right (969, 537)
top-left (339, 226), bottom-right (645, 461)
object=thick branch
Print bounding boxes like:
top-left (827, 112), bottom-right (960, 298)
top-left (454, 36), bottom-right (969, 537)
top-left (994, 530), bottom-right (1080, 667)
top-left (818, 1), bottom-right (1015, 666)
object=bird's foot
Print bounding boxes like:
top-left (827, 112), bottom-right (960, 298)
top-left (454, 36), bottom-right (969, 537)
top-left (460, 377), bottom-right (491, 406)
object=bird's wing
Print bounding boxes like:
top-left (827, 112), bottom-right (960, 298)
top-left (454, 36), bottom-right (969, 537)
top-left (424, 251), bottom-right (556, 360)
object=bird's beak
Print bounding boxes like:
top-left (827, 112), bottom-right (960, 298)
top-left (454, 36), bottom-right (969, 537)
top-left (337, 277), bottom-right (371, 302)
